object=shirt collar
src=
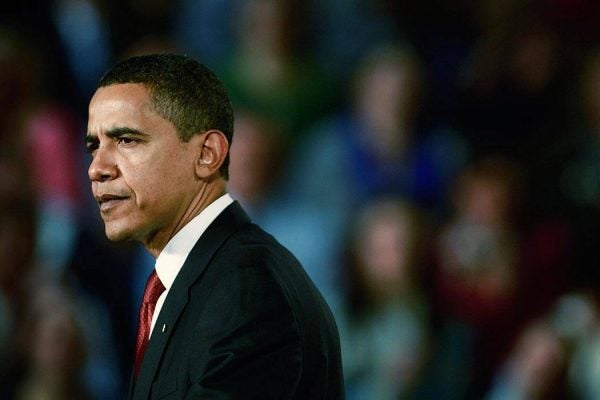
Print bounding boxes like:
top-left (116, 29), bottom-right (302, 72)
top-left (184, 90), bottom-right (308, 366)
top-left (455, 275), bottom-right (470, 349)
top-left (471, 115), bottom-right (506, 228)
top-left (155, 193), bottom-right (234, 290)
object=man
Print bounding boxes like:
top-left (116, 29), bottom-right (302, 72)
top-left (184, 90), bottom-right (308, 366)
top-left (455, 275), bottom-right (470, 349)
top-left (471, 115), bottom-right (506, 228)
top-left (86, 54), bottom-right (343, 399)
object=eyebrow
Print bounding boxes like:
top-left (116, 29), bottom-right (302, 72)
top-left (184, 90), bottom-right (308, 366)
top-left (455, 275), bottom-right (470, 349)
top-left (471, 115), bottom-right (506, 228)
top-left (85, 127), bottom-right (149, 148)
top-left (105, 126), bottom-right (149, 139)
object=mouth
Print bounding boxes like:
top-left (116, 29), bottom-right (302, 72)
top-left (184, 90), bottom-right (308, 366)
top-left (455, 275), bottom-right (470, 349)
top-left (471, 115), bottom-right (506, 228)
top-left (96, 194), bottom-right (130, 213)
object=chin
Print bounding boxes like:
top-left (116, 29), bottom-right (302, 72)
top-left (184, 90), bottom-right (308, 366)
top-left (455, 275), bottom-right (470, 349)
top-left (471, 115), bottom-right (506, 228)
top-left (105, 229), bottom-right (132, 242)
top-left (104, 222), bottom-right (138, 242)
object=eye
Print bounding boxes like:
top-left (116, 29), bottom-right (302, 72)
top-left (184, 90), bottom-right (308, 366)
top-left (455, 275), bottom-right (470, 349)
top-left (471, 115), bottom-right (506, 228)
top-left (117, 137), bottom-right (138, 146)
top-left (86, 140), bottom-right (99, 154)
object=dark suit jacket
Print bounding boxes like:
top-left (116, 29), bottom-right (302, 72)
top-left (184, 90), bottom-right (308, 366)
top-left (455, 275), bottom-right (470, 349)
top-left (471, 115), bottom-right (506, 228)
top-left (130, 201), bottom-right (344, 399)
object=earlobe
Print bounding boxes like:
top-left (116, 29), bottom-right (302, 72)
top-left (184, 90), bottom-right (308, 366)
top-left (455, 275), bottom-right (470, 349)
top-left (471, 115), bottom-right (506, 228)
top-left (194, 130), bottom-right (228, 179)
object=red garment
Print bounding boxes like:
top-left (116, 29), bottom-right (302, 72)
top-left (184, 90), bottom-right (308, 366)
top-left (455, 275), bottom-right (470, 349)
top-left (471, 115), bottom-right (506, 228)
top-left (134, 270), bottom-right (165, 377)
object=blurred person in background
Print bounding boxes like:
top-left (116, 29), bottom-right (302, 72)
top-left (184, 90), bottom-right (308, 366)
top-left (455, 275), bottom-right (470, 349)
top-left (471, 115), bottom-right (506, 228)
top-left (51, 0), bottom-right (112, 103)
top-left (428, 155), bottom-right (572, 397)
top-left (102, 0), bottom-right (176, 57)
top-left (0, 155), bottom-right (36, 388)
top-left (4, 279), bottom-right (90, 400)
top-left (340, 198), bottom-right (431, 400)
top-left (287, 43), bottom-right (469, 217)
top-left (0, 29), bottom-right (37, 313)
top-left (218, 0), bottom-right (337, 146)
top-left (174, 0), bottom-right (238, 69)
top-left (228, 109), bottom-right (285, 214)
top-left (283, 43), bottom-right (469, 329)
top-left (459, 4), bottom-right (574, 218)
top-left (486, 320), bottom-right (568, 400)
top-left (0, 29), bottom-right (81, 277)
top-left (309, 0), bottom-right (398, 86)
top-left (461, 5), bottom-right (565, 156)
top-left (560, 290), bottom-right (600, 399)
top-left (561, 48), bottom-right (600, 211)
top-left (560, 47), bottom-right (600, 291)
top-left (555, 31), bottom-right (599, 350)
top-left (487, 288), bottom-right (600, 399)
top-left (428, 156), bottom-right (523, 398)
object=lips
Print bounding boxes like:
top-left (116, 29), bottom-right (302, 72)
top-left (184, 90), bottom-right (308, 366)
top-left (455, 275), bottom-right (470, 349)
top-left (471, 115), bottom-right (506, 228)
top-left (96, 193), bottom-right (130, 212)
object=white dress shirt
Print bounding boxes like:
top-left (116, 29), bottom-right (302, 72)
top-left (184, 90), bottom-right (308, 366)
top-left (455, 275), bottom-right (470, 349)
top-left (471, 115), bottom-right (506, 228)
top-left (149, 193), bottom-right (234, 337)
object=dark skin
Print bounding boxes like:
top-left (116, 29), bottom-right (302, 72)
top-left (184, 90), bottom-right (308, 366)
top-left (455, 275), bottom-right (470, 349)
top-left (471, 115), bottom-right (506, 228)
top-left (86, 83), bottom-right (229, 257)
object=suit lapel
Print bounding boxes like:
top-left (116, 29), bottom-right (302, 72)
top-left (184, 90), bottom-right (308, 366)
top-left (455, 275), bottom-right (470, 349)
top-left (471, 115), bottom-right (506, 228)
top-left (131, 201), bottom-right (251, 400)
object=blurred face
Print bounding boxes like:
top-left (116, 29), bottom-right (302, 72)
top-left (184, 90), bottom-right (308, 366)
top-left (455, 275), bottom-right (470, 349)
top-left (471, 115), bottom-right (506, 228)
top-left (228, 113), bottom-right (278, 205)
top-left (87, 83), bottom-right (200, 248)
top-left (34, 310), bottom-right (81, 373)
top-left (358, 216), bottom-right (411, 294)
top-left (240, 0), bottom-right (285, 52)
top-left (509, 27), bottom-right (558, 92)
top-left (355, 59), bottom-right (420, 156)
top-left (463, 179), bottom-right (510, 227)
top-left (359, 63), bottom-right (405, 130)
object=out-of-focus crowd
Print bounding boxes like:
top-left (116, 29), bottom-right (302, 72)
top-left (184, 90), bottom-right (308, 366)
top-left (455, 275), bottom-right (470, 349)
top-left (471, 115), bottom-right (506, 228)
top-left (0, 0), bottom-right (598, 399)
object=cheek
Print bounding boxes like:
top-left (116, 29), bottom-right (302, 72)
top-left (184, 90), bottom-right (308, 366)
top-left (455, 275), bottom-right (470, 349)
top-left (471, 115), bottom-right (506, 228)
top-left (121, 168), bottom-right (149, 204)
top-left (120, 143), bottom-right (197, 211)
top-left (130, 163), bottom-right (194, 213)
top-left (132, 178), bottom-right (171, 214)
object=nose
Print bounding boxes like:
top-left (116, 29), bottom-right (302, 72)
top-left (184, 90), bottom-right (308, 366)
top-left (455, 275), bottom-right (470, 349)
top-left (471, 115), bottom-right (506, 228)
top-left (88, 147), bottom-right (118, 182)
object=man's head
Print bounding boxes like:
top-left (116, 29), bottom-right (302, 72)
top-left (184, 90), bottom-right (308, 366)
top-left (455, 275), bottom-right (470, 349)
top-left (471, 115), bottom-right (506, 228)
top-left (87, 54), bottom-right (233, 254)
top-left (98, 54), bottom-right (234, 179)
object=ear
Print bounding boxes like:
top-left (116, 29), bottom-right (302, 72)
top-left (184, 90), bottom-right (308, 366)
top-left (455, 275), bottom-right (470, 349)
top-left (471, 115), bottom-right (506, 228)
top-left (193, 129), bottom-right (229, 179)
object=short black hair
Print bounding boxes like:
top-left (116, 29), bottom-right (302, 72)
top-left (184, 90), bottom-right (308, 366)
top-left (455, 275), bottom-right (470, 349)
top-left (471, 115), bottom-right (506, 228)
top-left (98, 54), bottom-right (234, 179)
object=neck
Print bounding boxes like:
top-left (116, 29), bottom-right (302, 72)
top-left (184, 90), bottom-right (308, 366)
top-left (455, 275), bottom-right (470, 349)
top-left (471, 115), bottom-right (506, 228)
top-left (144, 180), bottom-right (227, 257)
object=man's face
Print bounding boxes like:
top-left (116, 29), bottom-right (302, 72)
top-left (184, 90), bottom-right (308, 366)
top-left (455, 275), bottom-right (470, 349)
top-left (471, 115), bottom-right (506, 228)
top-left (87, 83), bottom-right (199, 247)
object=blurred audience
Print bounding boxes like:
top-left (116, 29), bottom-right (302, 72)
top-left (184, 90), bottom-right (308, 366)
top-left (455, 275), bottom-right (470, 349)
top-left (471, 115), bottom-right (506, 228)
top-left (0, 154), bottom-right (36, 382)
top-left (340, 198), bottom-right (430, 400)
top-left (228, 109), bottom-right (286, 212)
top-left (561, 290), bottom-right (600, 400)
top-left (0, 29), bottom-right (82, 277)
top-left (309, 0), bottom-right (397, 84)
top-left (486, 320), bottom-right (568, 400)
top-left (51, 0), bottom-right (112, 102)
top-left (288, 43), bottom-right (469, 215)
top-left (5, 278), bottom-right (90, 400)
top-left (427, 156), bottom-right (523, 397)
top-left (174, 0), bottom-right (239, 69)
top-left (434, 157), bottom-right (523, 329)
top-left (0, 0), bottom-right (597, 398)
top-left (459, 3), bottom-right (574, 218)
top-left (560, 48), bottom-right (600, 291)
top-left (425, 155), bottom-right (573, 398)
top-left (218, 0), bottom-right (337, 146)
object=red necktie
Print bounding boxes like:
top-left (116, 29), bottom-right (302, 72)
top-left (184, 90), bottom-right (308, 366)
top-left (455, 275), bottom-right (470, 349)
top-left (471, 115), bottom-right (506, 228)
top-left (134, 270), bottom-right (166, 377)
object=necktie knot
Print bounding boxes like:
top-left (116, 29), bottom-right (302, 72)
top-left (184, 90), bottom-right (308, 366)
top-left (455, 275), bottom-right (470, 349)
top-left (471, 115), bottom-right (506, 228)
top-left (143, 270), bottom-right (165, 305)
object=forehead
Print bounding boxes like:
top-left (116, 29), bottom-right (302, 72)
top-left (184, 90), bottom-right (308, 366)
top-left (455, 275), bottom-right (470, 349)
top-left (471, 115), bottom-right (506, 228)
top-left (88, 83), bottom-right (156, 132)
